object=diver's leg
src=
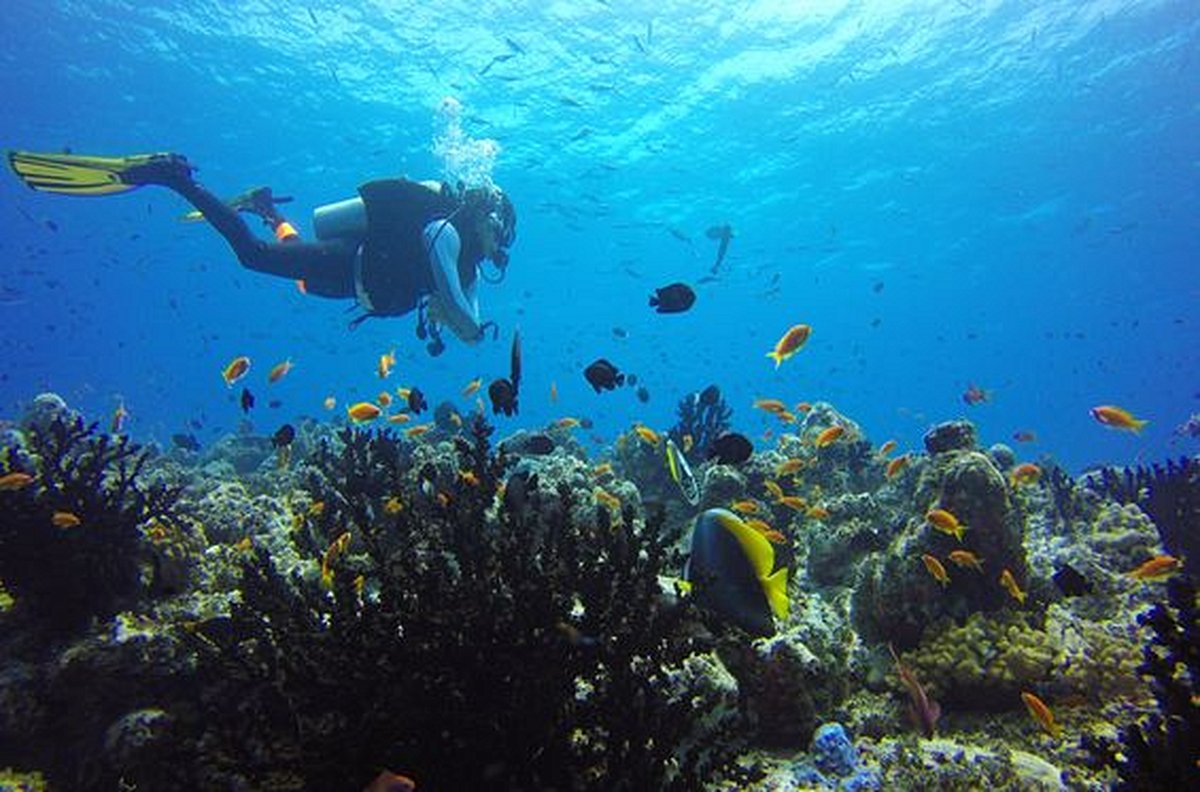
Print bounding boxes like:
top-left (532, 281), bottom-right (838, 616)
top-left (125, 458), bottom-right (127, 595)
top-left (120, 154), bottom-right (357, 297)
top-left (174, 181), bottom-right (354, 291)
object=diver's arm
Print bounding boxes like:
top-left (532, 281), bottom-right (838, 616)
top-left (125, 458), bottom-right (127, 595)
top-left (423, 220), bottom-right (482, 342)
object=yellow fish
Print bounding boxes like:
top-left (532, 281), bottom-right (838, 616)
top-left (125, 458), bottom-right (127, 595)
top-left (51, 510), bottom-right (82, 528)
top-left (922, 553), bottom-right (950, 587)
top-left (634, 425), bottom-right (660, 445)
top-left (593, 487), bottom-right (621, 511)
top-left (347, 402), bottom-right (382, 422)
top-left (926, 508), bottom-right (967, 542)
top-left (766, 323), bottom-right (812, 368)
top-left (999, 568), bottom-right (1027, 604)
top-left (1020, 692), bottom-right (1062, 740)
top-left (462, 377), bottom-right (482, 398)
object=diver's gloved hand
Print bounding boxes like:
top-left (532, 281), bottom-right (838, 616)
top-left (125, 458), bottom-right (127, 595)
top-left (122, 153), bottom-right (195, 188)
top-left (427, 297), bottom-right (483, 344)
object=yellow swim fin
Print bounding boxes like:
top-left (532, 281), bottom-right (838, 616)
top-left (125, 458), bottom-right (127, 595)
top-left (7, 150), bottom-right (180, 196)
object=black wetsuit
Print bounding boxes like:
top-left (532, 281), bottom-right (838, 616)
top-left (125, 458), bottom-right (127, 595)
top-left (173, 178), bottom-right (483, 313)
top-left (175, 180), bottom-right (359, 298)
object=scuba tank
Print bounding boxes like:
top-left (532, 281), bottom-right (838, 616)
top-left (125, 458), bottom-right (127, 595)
top-left (312, 197), bottom-right (367, 241)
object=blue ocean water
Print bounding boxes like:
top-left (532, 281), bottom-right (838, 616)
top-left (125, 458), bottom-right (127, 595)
top-left (0, 0), bottom-right (1196, 473)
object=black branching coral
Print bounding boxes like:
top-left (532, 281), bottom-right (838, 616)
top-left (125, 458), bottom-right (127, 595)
top-left (1085, 457), bottom-right (1200, 575)
top-left (1115, 576), bottom-right (1200, 788)
top-left (0, 415), bottom-right (181, 634)
top-left (669, 384), bottom-right (733, 463)
top-left (146, 425), bottom-right (712, 791)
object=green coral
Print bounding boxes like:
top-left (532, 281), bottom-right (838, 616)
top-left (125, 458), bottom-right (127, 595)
top-left (905, 604), bottom-right (1147, 709)
top-left (0, 767), bottom-right (46, 792)
top-left (905, 612), bottom-right (1058, 706)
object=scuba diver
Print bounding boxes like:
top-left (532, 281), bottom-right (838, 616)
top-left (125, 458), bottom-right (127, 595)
top-left (6, 150), bottom-right (517, 355)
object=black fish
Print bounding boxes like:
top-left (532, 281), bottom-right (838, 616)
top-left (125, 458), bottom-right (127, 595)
top-left (268, 399), bottom-right (282, 409)
top-left (171, 433), bottom-right (201, 452)
top-left (649, 282), bottom-right (696, 314)
top-left (636, 386), bottom-right (650, 403)
top-left (584, 358), bottom-right (625, 393)
top-left (240, 387), bottom-right (255, 413)
top-left (705, 224), bottom-right (733, 274)
top-left (272, 424), bottom-right (295, 448)
top-left (408, 388), bottom-right (428, 414)
top-left (707, 432), bottom-right (753, 465)
top-left (488, 378), bottom-right (518, 416)
top-left (1052, 564), bottom-right (1094, 597)
top-left (699, 384), bottom-right (721, 406)
top-left (511, 328), bottom-right (522, 390)
top-left (627, 373), bottom-right (638, 386)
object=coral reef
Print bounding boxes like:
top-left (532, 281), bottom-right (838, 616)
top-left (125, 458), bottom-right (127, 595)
top-left (0, 411), bottom-right (182, 634)
top-left (121, 423), bottom-right (725, 790)
top-left (851, 445), bottom-right (1027, 649)
top-left (1082, 457), bottom-right (1200, 575)
top-left (668, 384), bottom-right (732, 463)
top-left (1113, 576), bottom-right (1200, 787)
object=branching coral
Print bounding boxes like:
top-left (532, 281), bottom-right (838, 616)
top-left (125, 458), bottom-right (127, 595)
top-left (1114, 576), bottom-right (1200, 787)
top-left (123, 425), bottom-right (720, 790)
top-left (0, 415), bottom-right (182, 634)
top-left (1084, 457), bottom-right (1200, 575)
top-left (668, 384), bottom-right (732, 463)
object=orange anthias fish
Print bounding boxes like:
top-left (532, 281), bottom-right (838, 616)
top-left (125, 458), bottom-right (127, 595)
top-left (405, 423), bottom-right (433, 438)
top-left (775, 458), bottom-right (805, 477)
top-left (554, 417), bottom-right (581, 430)
top-left (1090, 404), bottom-right (1148, 433)
top-left (999, 568), bottom-right (1027, 604)
top-left (462, 377), bottom-right (482, 398)
top-left (347, 402), bottom-right (382, 423)
top-left (962, 383), bottom-right (990, 406)
top-left (777, 495), bottom-right (808, 511)
top-left (1127, 555), bottom-right (1184, 581)
top-left (323, 395), bottom-right (337, 410)
top-left (377, 391), bottom-right (393, 408)
top-left (0, 471), bottom-right (35, 491)
top-left (926, 508), bottom-right (967, 542)
top-left (806, 505), bottom-right (829, 520)
top-left (1012, 430), bottom-right (1037, 444)
top-left (753, 398), bottom-right (789, 415)
top-left (1020, 692), bottom-right (1063, 740)
top-left (877, 439), bottom-right (897, 457)
top-left (593, 487), bottom-right (621, 511)
top-left (363, 769), bottom-right (416, 792)
top-left (267, 359), bottom-right (294, 384)
top-left (51, 510), bottom-right (82, 528)
top-left (885, 454), bottom-right (910, 479)
top-left (766, 323), bottom-right (812, 368)
top-left (815, 425), bottom-right (845, 448)
top-left (922, 553), bottom-right (950, 587)
top-left (947, 549), bottom-right (984, 572)
top-left (634, 425), bottom-right (660, 445)
top-left (222, 355), bottom-right (251, 386)
top-left (730, 499), bottom-right (760, 515)
top-left (386, 413), bottom-right (413, 425)
top-left (1009, 462), bottom-right (1042, 487)
top-left (550, 381), bottom-right (558, 403)
top-left (764, 480), bottom-right (785, 501)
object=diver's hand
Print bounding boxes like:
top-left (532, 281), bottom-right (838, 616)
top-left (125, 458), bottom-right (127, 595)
top-left (428, 296), bottom-right (482, 343)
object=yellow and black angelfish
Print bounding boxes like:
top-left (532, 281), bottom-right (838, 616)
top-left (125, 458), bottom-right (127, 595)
top-left (664, 436), bottom-right (700, 506)
top-left (683, 508), bottom-right (790, 636)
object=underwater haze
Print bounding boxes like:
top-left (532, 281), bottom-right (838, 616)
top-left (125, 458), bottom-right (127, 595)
top-left (1, 0), bottom-right (1198, 471)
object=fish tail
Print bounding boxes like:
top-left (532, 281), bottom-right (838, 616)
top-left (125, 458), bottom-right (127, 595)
top-left (766, 350), bottom-right (782, 368)
top-left (1132, 418), bottom-right (1149, 433)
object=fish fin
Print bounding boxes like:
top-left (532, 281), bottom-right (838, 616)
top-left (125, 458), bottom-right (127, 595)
top-left (762, 567), bottom-right (789, 621)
